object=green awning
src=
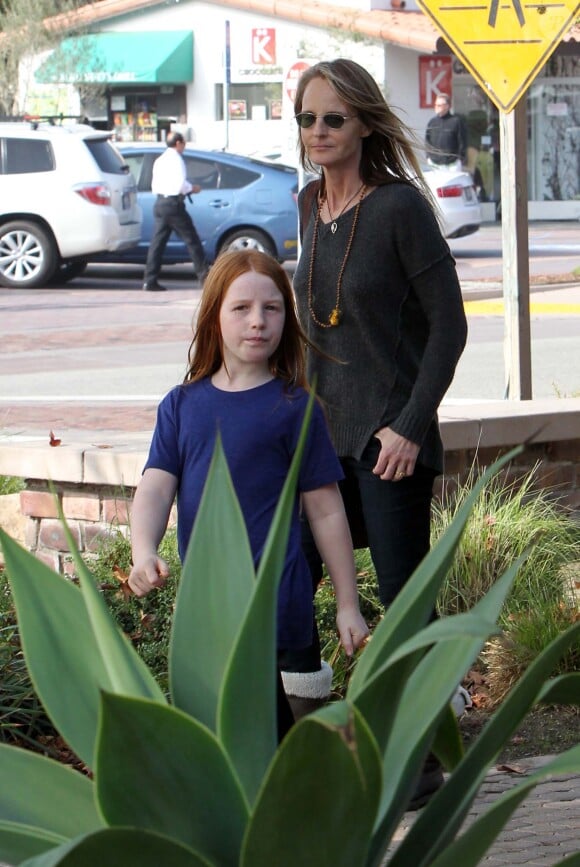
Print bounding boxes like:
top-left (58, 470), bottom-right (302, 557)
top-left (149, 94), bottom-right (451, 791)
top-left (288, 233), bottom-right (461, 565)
top-left (35, 31), bottom-right (193, 85)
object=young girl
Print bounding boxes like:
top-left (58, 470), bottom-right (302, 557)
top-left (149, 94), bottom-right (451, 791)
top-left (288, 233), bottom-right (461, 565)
top-left (128, 249), bottom-right (368, 736)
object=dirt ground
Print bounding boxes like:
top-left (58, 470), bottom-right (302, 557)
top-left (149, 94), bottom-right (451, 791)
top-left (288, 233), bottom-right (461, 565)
top-left (460, 705), bottom-right (580, 763)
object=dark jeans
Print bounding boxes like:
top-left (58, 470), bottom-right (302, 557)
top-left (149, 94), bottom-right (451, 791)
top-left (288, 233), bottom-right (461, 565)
top-left (279, 437), bottom-right (436, 674)
top-left (144, 196), bottom-right (207, 283)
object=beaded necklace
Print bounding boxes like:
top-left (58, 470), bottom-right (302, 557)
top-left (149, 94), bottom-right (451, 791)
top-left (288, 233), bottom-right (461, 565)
top-left (307, 184), bottom-right (367, 328)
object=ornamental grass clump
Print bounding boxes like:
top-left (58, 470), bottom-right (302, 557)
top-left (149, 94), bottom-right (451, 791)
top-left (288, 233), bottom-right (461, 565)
top-left (434, 463), bottom-right (580, 704)
top-left (0, 403), bottom-right (579, 867)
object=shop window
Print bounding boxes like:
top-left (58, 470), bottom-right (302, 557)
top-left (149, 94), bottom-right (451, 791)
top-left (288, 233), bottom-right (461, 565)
top-left (215, 83), bottom-right (283, 121)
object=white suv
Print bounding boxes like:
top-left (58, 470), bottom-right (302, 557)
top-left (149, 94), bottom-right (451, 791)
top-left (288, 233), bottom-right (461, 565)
top-left (0, 122), bottom-right (142, 288)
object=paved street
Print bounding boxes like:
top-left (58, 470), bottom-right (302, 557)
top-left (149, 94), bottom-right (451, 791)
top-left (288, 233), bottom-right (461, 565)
top-left (1, 221), bottom-right (578, 431)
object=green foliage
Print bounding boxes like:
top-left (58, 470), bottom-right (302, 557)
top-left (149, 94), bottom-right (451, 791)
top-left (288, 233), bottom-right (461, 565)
top-left (434, 464), bottom-right (580, 688)
top-left (86, 528), bottom-right (180, 691)
top-left (0, 476), bottom-right (24, 496)
top-left (0, 582), bottom-right (55, 752)
top-left (0, 429), bottom-right (579, 865)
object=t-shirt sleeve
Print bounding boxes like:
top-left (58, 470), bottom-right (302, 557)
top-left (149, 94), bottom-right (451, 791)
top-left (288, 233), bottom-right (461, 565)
top-left (144, 391), bottom-right (181, 478)
top-left (298, 399), bottom-right (344, 492)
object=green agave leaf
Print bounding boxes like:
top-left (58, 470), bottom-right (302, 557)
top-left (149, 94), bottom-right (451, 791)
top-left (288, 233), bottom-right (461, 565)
top-left (218, 390), bottom-right (317, 805)
top-left (386, 621), bottom-right (580, 867)
top-left (54, 499), bottom-right (166, 704)
top-left (367, 557), bottom-right (528, 864)
top-left (429, 746), bottom-right (580, 867)
top-left (538, 673), bottom-right (580, 706)
top-left (0, 822), bottom-right (66, 864)
top-left (553, 854), bottom-right (580, 866)
top-left (352, 612), bottom-right (493, 770)
top-left (355, 612), bottom-right (496, 730)
top-left (0, 529), bottom-right (115, 766)
top-left (170, 435), bottom-right (255, 729)
top-left (348, 445), bottom-right (524, 698)
top-left (0, 743), bottom-right (100, 838)
top-left (241, 702), bottom-right (381, 867)
top-left (431, 704), bottom-right (464, 772)
top-left (96, 693), bottom-right (248, 866)
top-left (19, 827), bottom-right (214, 867)
top-left (0, 527), bottom-right (164, 770)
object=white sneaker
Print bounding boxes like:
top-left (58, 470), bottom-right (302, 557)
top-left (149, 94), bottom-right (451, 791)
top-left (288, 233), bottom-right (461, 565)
top-left (451, 685), bottom-right (473, 718)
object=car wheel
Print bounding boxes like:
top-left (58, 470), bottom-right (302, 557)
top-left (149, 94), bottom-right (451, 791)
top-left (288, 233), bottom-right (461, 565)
top-left (219, 229), bottom-right (276, 258)
top-left (50, 259), bottom-right (88, 284)
top-left (0, 221), bottom-right (58, 288)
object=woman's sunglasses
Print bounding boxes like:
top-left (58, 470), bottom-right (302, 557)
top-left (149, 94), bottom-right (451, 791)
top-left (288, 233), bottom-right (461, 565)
top-left (295, 112), bottom-right (355, 130)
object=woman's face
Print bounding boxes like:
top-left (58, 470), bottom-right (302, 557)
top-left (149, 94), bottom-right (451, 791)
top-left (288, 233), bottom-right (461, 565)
top-left (300, 76), bottom-right (370, 173)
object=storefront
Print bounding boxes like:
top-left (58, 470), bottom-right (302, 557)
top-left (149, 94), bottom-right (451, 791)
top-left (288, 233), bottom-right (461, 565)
top-left (35, 30), bottom-right (193, 141)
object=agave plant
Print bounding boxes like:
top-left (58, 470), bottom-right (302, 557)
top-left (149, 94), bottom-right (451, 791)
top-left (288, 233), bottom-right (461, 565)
top-left (0, 396), bottom-right (579, 867)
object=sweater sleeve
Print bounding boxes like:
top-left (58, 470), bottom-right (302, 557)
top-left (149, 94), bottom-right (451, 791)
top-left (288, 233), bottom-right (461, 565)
top-left (387, 253), bottom-right (468, 445)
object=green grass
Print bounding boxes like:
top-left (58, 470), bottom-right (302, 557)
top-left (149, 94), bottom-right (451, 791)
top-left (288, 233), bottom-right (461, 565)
top-left (0, 475), bottom-right (24, 496)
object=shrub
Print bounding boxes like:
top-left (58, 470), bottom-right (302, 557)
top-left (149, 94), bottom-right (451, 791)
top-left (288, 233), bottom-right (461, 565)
top-left (434, 463), bottom-right (580, 700)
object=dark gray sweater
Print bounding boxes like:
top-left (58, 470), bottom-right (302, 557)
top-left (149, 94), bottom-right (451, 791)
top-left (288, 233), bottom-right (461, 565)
top-left (294, 181), bottom-right (468, 473)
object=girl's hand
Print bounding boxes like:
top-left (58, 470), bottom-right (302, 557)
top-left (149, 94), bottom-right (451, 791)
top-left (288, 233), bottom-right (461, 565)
top-left (336, 605), bottom-right (370, 657)
top-left (373, 426), bottom-right (420, 481)
top-left (128, 556), bottom-right (170, 598)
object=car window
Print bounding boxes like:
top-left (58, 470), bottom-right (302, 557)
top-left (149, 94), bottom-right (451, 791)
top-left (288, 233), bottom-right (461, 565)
top-left (1, 138), bottom-right (55, 174)
top-left (183, 157), bottom-right (221, 190)
top-left (122, 153), bottom-right (146, 188)
top-left (85, 139), bottom-right (129, 174)
top-left (216, 162), bottom-right (260, 190)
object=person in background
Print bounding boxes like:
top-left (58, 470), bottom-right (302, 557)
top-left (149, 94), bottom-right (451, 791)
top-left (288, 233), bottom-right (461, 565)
top-left (425, 92), bottom-right (467, 170)
top-left (129, 249), bottom-right (368, 740)
top-left (282, 58), bottom-right (468, 807)
top-left (143, 131), bottom-right (209, 291)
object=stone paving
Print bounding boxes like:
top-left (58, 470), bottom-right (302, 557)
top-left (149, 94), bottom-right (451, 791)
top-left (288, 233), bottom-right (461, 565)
top-left (387, 756), bottom-right (580, 864)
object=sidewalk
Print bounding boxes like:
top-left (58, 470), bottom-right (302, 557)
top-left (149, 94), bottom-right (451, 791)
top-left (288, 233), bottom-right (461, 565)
top-left (388, 755), bottom-right (580, 864)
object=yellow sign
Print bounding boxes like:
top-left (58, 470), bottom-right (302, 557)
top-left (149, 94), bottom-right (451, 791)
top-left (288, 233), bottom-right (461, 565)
top-left (417, 0), bottom-right (580, 112)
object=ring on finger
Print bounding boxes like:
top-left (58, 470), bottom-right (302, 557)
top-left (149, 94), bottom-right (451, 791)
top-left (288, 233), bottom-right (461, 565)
top-left (395, 470), bottom-right (406, 480)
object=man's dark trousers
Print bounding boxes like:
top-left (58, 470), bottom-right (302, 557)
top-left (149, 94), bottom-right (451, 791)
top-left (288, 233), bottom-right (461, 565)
top-left (144, 195), bottom-right (206, 283)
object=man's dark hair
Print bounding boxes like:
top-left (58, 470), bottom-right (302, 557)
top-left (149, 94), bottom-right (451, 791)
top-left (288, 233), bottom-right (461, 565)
top-left (166, 131), bottom-right (185, 148)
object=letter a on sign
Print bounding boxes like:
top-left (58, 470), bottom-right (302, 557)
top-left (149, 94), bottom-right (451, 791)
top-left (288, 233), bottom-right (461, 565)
top-left (252, 28), bottom-right (276, 65)
top-left (417, 0), bottom-right (579, 112)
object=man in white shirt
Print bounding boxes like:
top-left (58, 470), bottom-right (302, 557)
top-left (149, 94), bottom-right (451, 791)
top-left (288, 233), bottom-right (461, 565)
top-left (143, 132), bottom-right (209, 291)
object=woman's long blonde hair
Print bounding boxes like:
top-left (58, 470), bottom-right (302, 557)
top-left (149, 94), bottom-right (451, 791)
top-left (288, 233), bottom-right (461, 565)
top-left (184, 250), bottom-right (309, 388)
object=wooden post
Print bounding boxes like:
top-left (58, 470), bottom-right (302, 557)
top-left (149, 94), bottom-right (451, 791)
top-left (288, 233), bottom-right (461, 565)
top-left (500, 99), bottom-right (532, 399)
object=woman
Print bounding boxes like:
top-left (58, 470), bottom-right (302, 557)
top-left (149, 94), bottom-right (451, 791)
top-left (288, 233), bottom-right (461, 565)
top-left (280, 59), bottom-right (468, 805)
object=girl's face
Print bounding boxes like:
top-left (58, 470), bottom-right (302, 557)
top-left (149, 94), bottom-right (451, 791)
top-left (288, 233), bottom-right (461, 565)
top-left (300, 76), bottom-right (370, 172)
top-left (219, 270), bottom-right (286, 376)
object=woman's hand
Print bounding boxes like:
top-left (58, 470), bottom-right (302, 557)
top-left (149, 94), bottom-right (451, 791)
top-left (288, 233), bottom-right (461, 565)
top-left (373, 426), bottom-right (420, 481)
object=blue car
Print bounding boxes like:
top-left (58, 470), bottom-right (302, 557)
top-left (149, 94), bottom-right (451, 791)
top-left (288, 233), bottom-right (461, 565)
top-left (93, 144), bottom-right (299, 266)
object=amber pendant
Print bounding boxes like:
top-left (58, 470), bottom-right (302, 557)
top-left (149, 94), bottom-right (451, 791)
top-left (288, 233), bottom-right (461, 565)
top-left (329, 308), bottom-right (341, 326)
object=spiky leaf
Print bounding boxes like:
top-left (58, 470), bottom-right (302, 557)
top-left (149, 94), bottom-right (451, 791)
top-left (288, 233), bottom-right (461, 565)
top-left (96, 693), bottom-right (248, 866)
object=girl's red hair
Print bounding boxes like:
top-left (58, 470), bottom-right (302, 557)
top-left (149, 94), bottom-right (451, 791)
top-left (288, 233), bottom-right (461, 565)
top-left (184, 250), bottom-right (308, 388)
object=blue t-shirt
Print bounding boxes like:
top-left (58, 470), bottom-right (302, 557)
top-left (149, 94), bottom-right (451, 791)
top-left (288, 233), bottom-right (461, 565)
top-left (145, 377), bottom-right (343, 648)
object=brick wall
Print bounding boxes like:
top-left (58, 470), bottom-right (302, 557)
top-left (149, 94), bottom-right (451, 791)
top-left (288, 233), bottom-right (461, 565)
top-left (11, 437), bottom-right (579, 576)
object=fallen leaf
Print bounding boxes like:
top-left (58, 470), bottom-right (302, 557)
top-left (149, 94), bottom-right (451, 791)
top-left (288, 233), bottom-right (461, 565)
top-left (496, 762), bottom-right (527, 774)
